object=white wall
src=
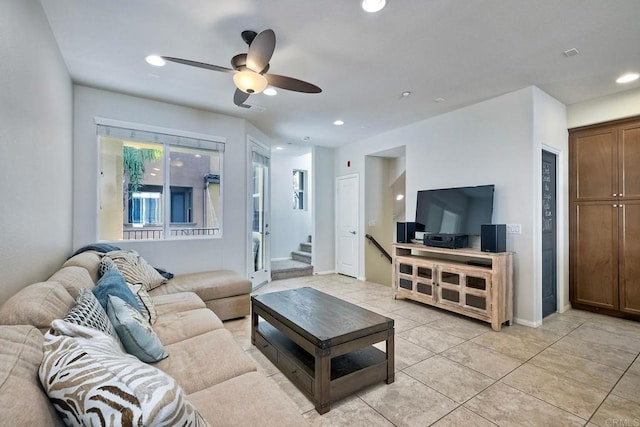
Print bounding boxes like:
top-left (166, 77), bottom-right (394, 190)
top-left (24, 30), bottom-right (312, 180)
top-left (270, 151), bottom-right (313, 260)
top-left (532, 88), bottom-right (569, 322)
top-left (312, 146), bottom-right (335, 274)
top-left (335, 87), bottom-right (565, 325)
top-left (73, 85), bottom-right (262, 276)
top-left (567, 87), bottom-right (640, 128)
top-left (364, 157), bottom-right (393, 286)
top-left (0, 1), bottom-right (73, 303)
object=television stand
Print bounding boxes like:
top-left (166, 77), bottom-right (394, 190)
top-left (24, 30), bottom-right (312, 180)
top-left (392, 243), bottom-right (513, 331)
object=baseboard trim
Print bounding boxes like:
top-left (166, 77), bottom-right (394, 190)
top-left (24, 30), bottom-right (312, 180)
top-left (357, 276), bottom-right (366, 281)
top-left (513, 317), bottom-right (542, 328)
top-left (314, 270), bottom-right (336, 275)
top-left (559, 303), bottom-right (572, 313)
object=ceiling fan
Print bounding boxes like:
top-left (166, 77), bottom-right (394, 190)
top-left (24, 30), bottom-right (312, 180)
top-left (162, 29), bottom-right (322, 108)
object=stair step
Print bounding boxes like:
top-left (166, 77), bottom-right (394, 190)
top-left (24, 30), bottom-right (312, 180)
top-left (271, 259), bottom-right (313, 281)
top-left (291, 250), bottom-right (311, 263)
top-left (299, 242), bottom-right (312, 253)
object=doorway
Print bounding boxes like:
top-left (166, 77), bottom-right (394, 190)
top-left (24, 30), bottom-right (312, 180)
top-left (336, 174), bottom-right (359, 278)
top-left (249, 141), bottom-right (271, 288)
top-left (542, 149), bottom-right (558, 317)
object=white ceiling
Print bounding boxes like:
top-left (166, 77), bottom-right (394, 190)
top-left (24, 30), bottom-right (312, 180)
top-left (40, 0), bottom-right (640, 148)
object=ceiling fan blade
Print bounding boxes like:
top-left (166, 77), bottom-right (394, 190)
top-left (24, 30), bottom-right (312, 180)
top-left (162, 56), bottom-right (234, 73)
top-left (234, 89), bottom-right (251, 108)
top-left (246, 29), bottom-right (275, 73)
top-left (265, 73), bottom-right (322, 93)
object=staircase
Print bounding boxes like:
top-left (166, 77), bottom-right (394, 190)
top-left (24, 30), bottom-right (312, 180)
top-left (271, 237), bottom-right (313, 281)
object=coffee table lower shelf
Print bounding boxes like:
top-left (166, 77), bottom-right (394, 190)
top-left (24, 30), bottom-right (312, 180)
top-left (254, 322), bottom-right (389, 412)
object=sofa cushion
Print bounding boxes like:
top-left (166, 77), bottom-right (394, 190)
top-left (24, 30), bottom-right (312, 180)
top-left (153, 308), bottom-right (224, 346)
top-left (151, 292), bottom-right (206, 316)
top-left (62, 251), bottom-right (102, 283)
top-left (0, 325), bottom-right (64, 426)
top-left (39, 320), bottom-right (207, 427)
top-left (0, 282), bottom-right (75, 332)
top-left (92, 268), bottom-right (141, 313)
top-left (48, 266), bottom-right (94, 300)
top-left (154, 329), bottom-right (256, 394)
top-left (128, 283), bottom-right (158, 324)
top-left (188, 372), bottom-right (305, 427)
top-left (106, 250), bottom-right (167, 291)
top-left (64, 288), bottom-right (118, 340)
top-left (148, 270), bottom-right (251, 301)
top-left (107, 296), bottom-right (168, 363)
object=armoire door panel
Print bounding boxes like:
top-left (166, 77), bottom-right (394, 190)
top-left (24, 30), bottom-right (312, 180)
top-left (572, 203), bottom-right (618, 309)
top-left (571, 130), bottom-right (617, 201)
top-left (619, 201), bottom-right (640, 314)
top-left (619, 124), bottom-right (640, 199)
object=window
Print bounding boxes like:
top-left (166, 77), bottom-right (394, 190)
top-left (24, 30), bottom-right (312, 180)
top-left (98, 124), bottom-right (224, 241)
top-left (293, 169), bottom-right (306, 210)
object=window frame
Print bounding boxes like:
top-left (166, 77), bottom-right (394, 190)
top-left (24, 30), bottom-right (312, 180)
top-left (96, 119), bottom-right (226, 242)
top-left (293, 169), bottom-right (307, 211)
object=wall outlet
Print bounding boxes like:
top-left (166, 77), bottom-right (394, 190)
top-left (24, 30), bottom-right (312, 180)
top-left (506, 224), bottom-right (522, 234)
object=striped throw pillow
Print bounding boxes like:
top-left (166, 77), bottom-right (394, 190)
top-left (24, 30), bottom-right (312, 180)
top-left (106, 250), bottom-right (167, 291)
top-left (127, 283), bottom-right (158, 324)
top-left (39, 320), bottom-right (209, 427)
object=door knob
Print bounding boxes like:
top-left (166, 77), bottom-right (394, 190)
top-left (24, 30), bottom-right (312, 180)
top-left (265, 231), bottom-right (271, 235)
top-left (350, 231), bottom-right (356, 235)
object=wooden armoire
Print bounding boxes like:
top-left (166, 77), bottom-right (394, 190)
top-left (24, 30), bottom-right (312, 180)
top-left (569, 116), bottom-right (640, 318)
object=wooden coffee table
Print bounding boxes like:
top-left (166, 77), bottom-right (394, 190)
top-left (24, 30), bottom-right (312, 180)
top-left (251, 287), bottom-right (395, 414)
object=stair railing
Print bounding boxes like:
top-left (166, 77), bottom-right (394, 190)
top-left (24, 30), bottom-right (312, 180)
top-left (365, 234), bottom-right (392, 263)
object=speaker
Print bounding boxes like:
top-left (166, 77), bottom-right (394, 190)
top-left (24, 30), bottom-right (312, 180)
top-left (396, 222), bottom-right (425, 243)
top-left (481, 224), bottom-right (506, 253)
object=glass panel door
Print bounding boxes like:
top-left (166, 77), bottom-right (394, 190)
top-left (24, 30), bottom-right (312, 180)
top-left (250, 147), bottom-right (270, 288)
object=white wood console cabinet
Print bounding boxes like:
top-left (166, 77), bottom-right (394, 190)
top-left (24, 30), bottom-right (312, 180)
top-left (392, 243), bottom-right (513, 331)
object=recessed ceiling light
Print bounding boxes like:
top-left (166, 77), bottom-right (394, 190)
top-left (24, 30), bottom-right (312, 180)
top-left (362, 0), bottom-right (386, 13)
top-left (302, 136), bottom-right (310, 142)
top-left (396, 194), bottom-right (404, 201)
top-left (401, 91), bottom-right (411, 98)
top-left (616, 72), bottom-right (640, 84)
top-left (434, 97), bottom-right (446, 103)
top-left (145, 55), bottom-right (166, 67)
top-left (263, 87), bottom-right (278, 96)
top-left (333, 120), bottom-right (344, 126)
top-left (275, 146), bottom-right (284, 150)
top-left (563, 48), bottom-right (579, 58)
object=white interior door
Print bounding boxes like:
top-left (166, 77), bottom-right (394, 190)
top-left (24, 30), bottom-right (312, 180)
top-left (337, 174), bottom-right (359, 277)
top-left (249, 142), bottom-right (270, 288)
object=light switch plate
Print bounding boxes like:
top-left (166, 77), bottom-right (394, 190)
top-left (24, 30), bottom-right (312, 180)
top-left (506, 224), bottom-right (522, 234)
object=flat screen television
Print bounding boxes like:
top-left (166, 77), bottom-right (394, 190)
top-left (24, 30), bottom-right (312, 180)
top-left (415, 185), bottom-right (494, 236)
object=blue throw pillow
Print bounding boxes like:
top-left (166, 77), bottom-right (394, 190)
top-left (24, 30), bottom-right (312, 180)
top-left (92, 268), bottom-right (142, 313)
top-left (106, 295), bottom-right (168, 363)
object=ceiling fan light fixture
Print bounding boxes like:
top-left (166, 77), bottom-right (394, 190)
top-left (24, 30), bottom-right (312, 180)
top-left (233, 70), bottom-right (268, 94)
top-left (362, 0), bottom-right (386, 13)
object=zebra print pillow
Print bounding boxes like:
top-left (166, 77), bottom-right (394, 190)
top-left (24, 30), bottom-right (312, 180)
top-left (39, 320), bottom-right (209, 427)
top-left (127, 283), bottom-right (158, 324)
top-left (105, 250), bottom-right (167, 291)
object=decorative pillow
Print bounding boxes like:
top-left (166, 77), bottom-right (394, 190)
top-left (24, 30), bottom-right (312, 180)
top-left (39, 320), bottom-right (208, 427)
top-left (106, 250), bottom-right (167, 291)
top-left (98, 255), bottom-right (119, 277)
top-left (127, 283), bottom-right (158, 325)
top-left (92, 267), bottom-right (142, 313)
top-left (64, 288), bottom-right (118, 339)
top-left (107, 295), bottom-right (167, 363)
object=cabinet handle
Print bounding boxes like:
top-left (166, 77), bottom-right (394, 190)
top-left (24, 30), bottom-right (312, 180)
top-left (613, 204), bottom-right (618, 208)
top-left (613, 193), bottom-right (618, 196)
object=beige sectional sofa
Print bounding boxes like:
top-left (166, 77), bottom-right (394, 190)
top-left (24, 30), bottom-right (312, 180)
top-left (0, 251), bottom-right (305, 426)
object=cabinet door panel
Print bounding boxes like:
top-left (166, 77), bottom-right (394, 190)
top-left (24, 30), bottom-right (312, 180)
top-left (571, 203), bottom-right (618, 309)
top-left (570, 130), bottom-right (617, 200)
top-left (620, 201), bottom-right (640, 314)
top-left (620, 124), bottom-right (640, 199)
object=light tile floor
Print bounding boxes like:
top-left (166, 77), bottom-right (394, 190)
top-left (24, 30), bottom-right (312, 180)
top-left (224, 274), bottom-right (640, 427)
